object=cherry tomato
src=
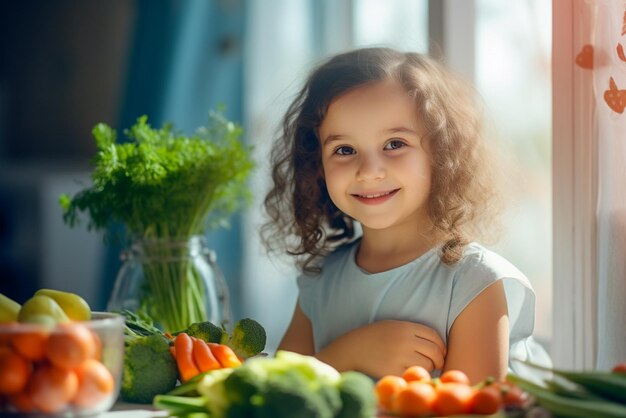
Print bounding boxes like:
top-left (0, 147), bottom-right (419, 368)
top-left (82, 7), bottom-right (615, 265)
top-left (433, 382), bottom-right (475, 416)
top-left (392, 381), bottom-right (436, 416)
top-left (471, 385), bottom-right (503, 414)
top-left (440, 369), bottom-right (470, 385)
top-left (375, 375), bottom-right (408, 411)
top-left (402, 365), bottom-right (431, 383)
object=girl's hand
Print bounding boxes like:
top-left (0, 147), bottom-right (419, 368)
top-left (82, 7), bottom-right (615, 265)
top-left (317, 319), bottom-right (446, 379)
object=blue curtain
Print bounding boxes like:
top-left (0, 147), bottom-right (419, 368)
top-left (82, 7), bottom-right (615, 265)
top-left (100, 0), bottom-right (246, 320)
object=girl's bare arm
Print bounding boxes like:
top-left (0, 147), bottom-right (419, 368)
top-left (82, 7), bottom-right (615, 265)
top-left (316, 320), bottom-right (446, 379)
top-left (443, 279), bottom-right (509, 383)
top-left (277, 301), bottom-right (315, 355)
top-left (278, 299), bottom-right (447, 379)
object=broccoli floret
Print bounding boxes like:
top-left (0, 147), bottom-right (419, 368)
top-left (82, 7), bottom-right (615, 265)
top-left (223, 365), bottom-right (267, 404)
top-left (195, 368), bottom-right (235, 418)
top-left (335, 371), bottom-right (376, 418)
top-left (227, 318), bottom-right (267, 359)
top-left (185, 320), bottom-right (228, 344)
top-left (220, 366), bottom-right (267, 417)
top-left (273, 350), bottom-right (341, 386)
top-left (121, 333), bottom-right (178, 403)
top-left (256, 369), bottom-right (335, 418)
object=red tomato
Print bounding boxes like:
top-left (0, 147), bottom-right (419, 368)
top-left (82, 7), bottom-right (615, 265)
top-left (612, 362), bottom-right (626, 374)
top-left (471, 385), bottom-right (503, 414)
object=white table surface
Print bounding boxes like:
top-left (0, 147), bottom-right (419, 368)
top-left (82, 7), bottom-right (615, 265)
top-left (101, 402), bottom-right (168, 417)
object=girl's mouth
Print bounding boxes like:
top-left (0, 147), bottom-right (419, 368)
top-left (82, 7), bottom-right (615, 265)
top-left (351, 189), bottom-right (399, 205)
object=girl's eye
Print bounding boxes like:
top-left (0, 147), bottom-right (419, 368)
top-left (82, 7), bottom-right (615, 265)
top-left (384, 139), bottom-right (406, 150)
top-left (334, 145), bottom-right (355, 155)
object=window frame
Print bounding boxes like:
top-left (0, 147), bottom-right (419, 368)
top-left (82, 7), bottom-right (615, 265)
top-left (552, 0), bottom-right (597, 369)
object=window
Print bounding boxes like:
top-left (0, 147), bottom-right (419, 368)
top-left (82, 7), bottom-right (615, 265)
top-left (243, 0), bottom-right (553, 354)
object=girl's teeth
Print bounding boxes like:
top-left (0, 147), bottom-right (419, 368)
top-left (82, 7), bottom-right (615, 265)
top-left (362, 191), bottom-right (391, 198)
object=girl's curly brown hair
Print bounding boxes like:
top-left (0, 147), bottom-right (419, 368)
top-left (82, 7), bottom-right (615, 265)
top-left (262, 47), bottom-right (506, 273)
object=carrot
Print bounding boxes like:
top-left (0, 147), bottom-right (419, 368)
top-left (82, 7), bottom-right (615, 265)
top-left (0, 346), bottom-right (32, 395)
top-left (192, 339), bottom-right (221, 372)
top-left (175, 333), bottom-right (200, 382)
top-left (169, 346), bottom-right (176, 358)
top-left (208, 343), bottom-right (242, 368)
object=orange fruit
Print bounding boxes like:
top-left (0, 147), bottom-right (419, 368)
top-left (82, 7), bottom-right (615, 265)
top-left (28, 364), bottom-right (78, 413)
top-left (402, 365), bottom-right (431, 383)
top-left (392, 381), bottom-right (436, 416)
top-left (45, 323), bottom-right (95, 370)
top-left (433, 382), bottom-right (475, 416)
top-left (375, 375), bottom-right (407, 411)
top-left (73, 359), bottom-right (115, 408)
top-left (0, 347), bottom-right (31, 395)
top-left (440, 369), bottom-right (470, 385)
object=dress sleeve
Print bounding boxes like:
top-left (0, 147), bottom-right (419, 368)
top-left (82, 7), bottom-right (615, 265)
top-left (447, 249), bottom-right (536, 343)
top-left (296, 273), bottom-right (317, 321)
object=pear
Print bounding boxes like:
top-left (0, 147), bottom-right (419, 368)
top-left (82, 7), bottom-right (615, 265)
top-left (18, 295), bottom-right (70, 324)
top-left (35, 289), bottom-right (91, 321)
top-left (0, 293), bottom-right (21, 323)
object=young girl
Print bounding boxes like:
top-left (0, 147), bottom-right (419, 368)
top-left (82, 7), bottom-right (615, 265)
top-left (262, 47), bottom-right (550, 383)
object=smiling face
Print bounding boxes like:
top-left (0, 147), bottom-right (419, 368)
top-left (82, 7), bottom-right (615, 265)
top-left (318, 80), bottom-right (433, 234)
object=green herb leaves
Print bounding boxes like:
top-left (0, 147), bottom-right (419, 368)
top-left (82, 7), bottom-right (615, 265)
top-left (60, 111), bottom-right (254, 240)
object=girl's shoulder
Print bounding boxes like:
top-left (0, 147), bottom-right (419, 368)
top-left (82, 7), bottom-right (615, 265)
top-left (456, 242), bottom-right (528, 282)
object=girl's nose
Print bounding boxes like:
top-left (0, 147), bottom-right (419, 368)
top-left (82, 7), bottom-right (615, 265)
top-left (356, 154), bottom-right (386, 181)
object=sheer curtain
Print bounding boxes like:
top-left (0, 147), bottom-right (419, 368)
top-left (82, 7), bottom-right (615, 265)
top-left (593, 0), bottom-right (626, 369)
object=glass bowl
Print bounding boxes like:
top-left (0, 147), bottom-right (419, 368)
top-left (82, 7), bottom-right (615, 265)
top-left (0, 312), bottom-right (124, 416)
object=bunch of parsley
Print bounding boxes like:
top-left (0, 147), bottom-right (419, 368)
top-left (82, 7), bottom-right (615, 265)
top-left (60, 111), bottom-right (254, 331)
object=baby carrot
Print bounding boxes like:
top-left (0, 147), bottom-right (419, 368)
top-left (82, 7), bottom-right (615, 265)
top-left (174, 333), bottom-right (200, 382)
top-left (208, 343), bottom-right (242, 368)
top-left (192, 339), bottom-right (221, 372)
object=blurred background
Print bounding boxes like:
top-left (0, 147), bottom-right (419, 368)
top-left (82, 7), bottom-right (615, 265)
top-left (0, 0), bottom-right (551, 354)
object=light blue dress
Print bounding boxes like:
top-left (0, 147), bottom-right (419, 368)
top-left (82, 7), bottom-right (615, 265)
top-left (297, 239), bottom-right (551, 377)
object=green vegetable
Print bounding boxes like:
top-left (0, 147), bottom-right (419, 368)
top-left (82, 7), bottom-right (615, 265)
top-left (60, 111), bottom-right (254, 332)
top-left (183, 320), bottom-right (228, 344)
top-left (120, 309), bottom-right (164, 337)
top-left (226, 317), bottom-right (267, 359)
top-left (257, 369), bottom-right (339, 418)
top-left (335, 371), bottom-right (376, 418)
top-left (153, 351), bottom-right (374, 418)
top-left (121, 315), bottom-right (178, 404)
top-left (508, 373), bottom-right (626, 418)
top-left (519, 360), bottom-right (626, 405)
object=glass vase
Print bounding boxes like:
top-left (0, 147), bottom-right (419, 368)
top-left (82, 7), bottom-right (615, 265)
top-left (107, 235), bottom-right (231, 333)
